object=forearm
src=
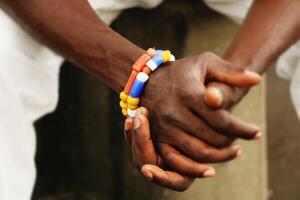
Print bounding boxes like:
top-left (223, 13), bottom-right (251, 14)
top-left (2, 0), bottom-right (144, 92)
top-left (224, 0), bottom-right (300, 74)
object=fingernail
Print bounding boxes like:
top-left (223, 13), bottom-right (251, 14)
top-left (236, 148), bottom-right (243, 157)
top-left (254, 131), bottom-right (262, 140)
top-left (204, 87), bottom-right (223, 108)
top-left (142, 170), bottom-right (153, 181)
top-left (134, 116), bottom-right (141, 130)
top-left (211, 88), bottom-right (223, 105)
top-left (203, 168), bottom-right (215, 177)
top-left (231, 144), bottom-right (243, 157)
top-left (124, 119), bottom-right (132, 131)
top-left (245, 70), bottom-right (261, 79)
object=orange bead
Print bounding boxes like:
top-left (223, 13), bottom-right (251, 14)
top-left (132, 54), bottom-right (151, 72)
top-left (124, 71), bottom-right (137, 94)
top-left (143, 66), bottom-right (151, 75)
top-left (132, 48), bottom-right (156, 72)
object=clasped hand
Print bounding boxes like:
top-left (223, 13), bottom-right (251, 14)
top-left (124, 52), bottom-right (261, 191)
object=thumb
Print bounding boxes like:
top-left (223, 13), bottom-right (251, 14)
top-left (132, 111), bottom-right (158, 166)
top-left (208, 65), bottom-right (261, 87)
top-left (204, 82), bottom-right (248, 109)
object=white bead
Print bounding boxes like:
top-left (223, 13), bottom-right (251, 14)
top-left (136, 72), bottom-right (149, 83)
top-left (146, 59), bottom-right (158, 71)
top-left (169, 54), bottom-right (176, 62)
top-left (127, 108), bottom-right (137, 118)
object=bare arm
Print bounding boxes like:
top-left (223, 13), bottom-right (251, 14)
top-left (2, 0), bottom-right (144, 92)
top-left (225, 0), bottom-right (300, 73)
top-left (205, 0), bottom-right (300, 108)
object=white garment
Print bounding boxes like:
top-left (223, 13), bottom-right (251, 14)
top-left (276, 41), bottom-right (300, 118)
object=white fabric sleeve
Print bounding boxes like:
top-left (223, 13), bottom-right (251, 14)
top-left (203, 0), bottom-right (252, 24)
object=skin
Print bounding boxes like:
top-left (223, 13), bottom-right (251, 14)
top-left (123, 52), bottom-right (262, 191)
top-left (204, 0), bottom-right (300, 109)
top-left (125, 0), bottom-right (300, 191)
top-left (1, 0), bottom-right (262, 190)
top-left (141, 54), bottom-right (261, 169)
top-left (124, 107), bottom-right (241, 191)
top-left (124, 107), bottom-right (195, 191)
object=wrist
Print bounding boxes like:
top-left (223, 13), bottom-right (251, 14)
top-left (73, 27), bottom-right (145, 92)
top-left (119, 49), bottom-right (174, 118)
top-left (223, 49), bottom-right (269, 75)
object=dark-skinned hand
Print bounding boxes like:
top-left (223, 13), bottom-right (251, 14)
top-left (138, 52), bottom-right (261, 178)
top-left (124, 108), bottom-right (195, 191)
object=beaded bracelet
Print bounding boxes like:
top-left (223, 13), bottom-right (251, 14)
top-left (119, 48), bottom-right (175, 118)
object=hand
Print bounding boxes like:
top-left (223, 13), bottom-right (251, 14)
top-left (124, 107), bottom-right (217, 191)
top-left (140, 52), bottom-right (261, 177)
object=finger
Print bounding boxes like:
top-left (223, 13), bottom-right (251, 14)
top-left (141, 164), bottom-right (194, 192)
top-left (124, 118), bottom-right (134, 145)
top-left (168, 108), bottom-right (235, 148)
top-left (195, 107), bottom-right (261, 140)
top-left (207, 63), bottom-right (261, 87)
top-left (136, 107), bottom-right (149, 118)
top-left (204, 82), bottom-right (247, 109)
top-left (190, 92), bottom-right (261, 140)
top-left (132, 114), bottom-right (158, 167)
top-left (158, 143), bottom-right (215, 177)
top-left (170, 128), bottom-right (241, 163)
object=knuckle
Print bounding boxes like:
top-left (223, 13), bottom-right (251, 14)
top-left (159, 104), bottom-right (175, 120)
top-left (179, 87), bottom-right (192, 97)
top-left (178, 86), bottom-right (203, 104)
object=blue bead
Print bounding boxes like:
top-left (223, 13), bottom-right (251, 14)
top-left (155, 50), bottom-right (164, 54)
top-left (152, 54), bottom-right (164, 66)
top-left (130, 79), bottom-right (145, 98)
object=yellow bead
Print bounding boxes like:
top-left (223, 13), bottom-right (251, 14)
top-left (128, 104), bottom-right (138, 110)
top-left (119, 100), bottom-right (127, 109)
top-left (120, 92), bottom-right (128, 101)
top-left (127, 96), bottom-right (139, 106)
top-left (161, 50), bottom-right (171, 62)
top-left (122, 109), bottom-right (128, 116)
